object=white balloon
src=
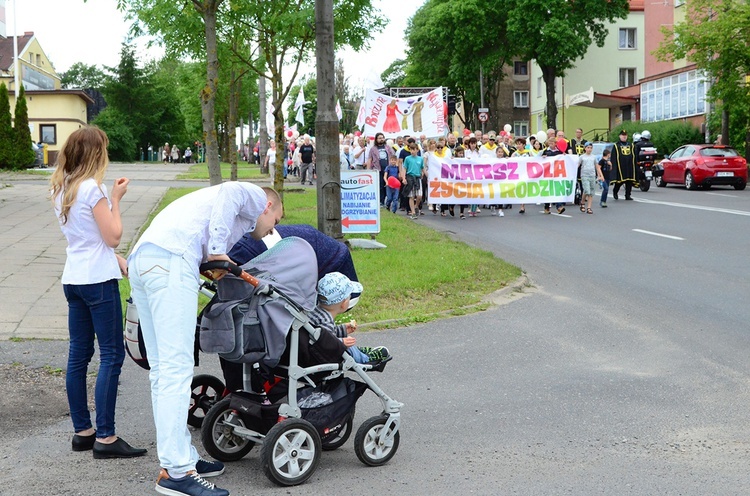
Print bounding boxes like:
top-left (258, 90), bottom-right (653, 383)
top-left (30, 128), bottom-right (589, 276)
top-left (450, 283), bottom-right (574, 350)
top-left (504, 124), bottom-right (512, 133)
top-left (536, 130), bottom-right (547, 143)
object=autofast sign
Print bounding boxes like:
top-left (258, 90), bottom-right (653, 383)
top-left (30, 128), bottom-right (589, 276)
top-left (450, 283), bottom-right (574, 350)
top-left (340, 170), bottom-right (380, 234)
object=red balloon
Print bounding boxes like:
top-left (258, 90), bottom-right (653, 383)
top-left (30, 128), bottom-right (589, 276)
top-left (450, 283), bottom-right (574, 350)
top-left (387, 176), bottom-right (401, 189)
top-left (354, 131), bottom-right (361, 137)
top-left (463, 128), bottom-right (471, 136)
top-left (556, 138), bottom-right (568, 152)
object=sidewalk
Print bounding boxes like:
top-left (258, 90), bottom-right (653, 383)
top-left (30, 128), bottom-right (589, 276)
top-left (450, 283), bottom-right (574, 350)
top-left (0, 163), bottom-right (193, 340)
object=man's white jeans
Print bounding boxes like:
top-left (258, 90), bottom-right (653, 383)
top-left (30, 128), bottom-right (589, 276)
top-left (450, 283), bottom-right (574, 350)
top-left (129, 243), bottom-right (200, 474)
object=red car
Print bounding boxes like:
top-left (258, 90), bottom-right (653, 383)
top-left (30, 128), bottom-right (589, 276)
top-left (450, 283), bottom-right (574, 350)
top-left (656, 144), bottom-right (747, 190)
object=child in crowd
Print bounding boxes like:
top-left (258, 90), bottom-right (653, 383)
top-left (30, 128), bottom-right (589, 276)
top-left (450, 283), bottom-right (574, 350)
top-left (578, 142), bottom-right (605, 214)
top-left (310, 272), bottom-right (389, 363)
top-left (491, 146), bottom-right (507, 217)
top-left (403, 143), bottom-right (424, 219)
top-left (384, 155), bottom-right (401, 214)
top-left (598, 148), bottom-right (612, 208)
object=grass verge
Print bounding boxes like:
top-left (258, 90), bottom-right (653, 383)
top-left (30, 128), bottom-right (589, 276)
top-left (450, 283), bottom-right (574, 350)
top-left (176, 162), bottom-right (268, 180)
top-left (120, 186), bottom-right (521, 329)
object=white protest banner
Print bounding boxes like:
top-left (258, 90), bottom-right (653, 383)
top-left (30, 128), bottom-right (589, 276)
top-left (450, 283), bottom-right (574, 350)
top-left (362, 87), bottom-right (446, 139)
top-left (426, 154), bottom-right (579, 205)
top-left (340, 170), bottom-right (380, 234)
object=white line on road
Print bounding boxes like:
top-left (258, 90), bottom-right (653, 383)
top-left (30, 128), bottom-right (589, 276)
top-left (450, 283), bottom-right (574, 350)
top-left (632, 229), bottom-right (684, 240)
top-left (632, 197), bottom-right (750, 216)
top-left (704, 192), bottom-right (738, 198)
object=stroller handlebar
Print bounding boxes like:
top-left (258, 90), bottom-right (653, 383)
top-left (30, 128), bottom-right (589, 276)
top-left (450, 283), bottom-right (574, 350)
top-left (199, 261), bottom-right (260, 287)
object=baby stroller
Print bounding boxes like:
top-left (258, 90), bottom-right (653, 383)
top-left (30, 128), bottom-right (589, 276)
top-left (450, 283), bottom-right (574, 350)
top-left (197, 237), bottom-right (402, 486)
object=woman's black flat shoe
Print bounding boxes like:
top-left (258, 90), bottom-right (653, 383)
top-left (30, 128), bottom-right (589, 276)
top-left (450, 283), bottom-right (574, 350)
top-left (72, 432), bottom-right (96, 452)
top-left (92, 438), bottom-right (147, 459)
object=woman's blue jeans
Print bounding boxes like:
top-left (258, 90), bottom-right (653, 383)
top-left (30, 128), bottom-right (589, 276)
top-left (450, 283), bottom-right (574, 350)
top-left (64, 279), bottom-right (125, 437)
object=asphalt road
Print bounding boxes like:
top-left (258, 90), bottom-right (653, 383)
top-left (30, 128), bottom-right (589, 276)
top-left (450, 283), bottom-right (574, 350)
top-left (3, 180), bottom-right (750, 495)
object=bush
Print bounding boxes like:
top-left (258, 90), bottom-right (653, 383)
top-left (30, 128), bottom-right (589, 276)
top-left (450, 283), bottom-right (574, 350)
top-left (607, 120), bottom-right (704, 158)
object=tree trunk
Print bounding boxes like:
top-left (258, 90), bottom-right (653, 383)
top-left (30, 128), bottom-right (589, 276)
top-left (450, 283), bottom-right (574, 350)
top-left (247, 109), bottom-right (254, 163)
top-left (272, 70), bottom-right (286, 202)
top-left (228, 60), bottom-right (239, 182)
top-left (315, 0), bottom-right (342, 241)
top-left (258, 44), bottom-right (269, 174)
top-left (721, 107), bottom-right (729, 146)
top-left (541, 65), bottom-right (558, 131)
top-left (198, 1), bottom-right (223, 186)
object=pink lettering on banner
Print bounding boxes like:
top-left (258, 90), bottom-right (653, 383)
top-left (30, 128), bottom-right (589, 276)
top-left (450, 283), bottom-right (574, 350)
top-left (365, 96), bottom-right (387, 127)
top-left (426, 91), bottom-right (446, 135)
top-left (440, 161), bottom-right (520, 181)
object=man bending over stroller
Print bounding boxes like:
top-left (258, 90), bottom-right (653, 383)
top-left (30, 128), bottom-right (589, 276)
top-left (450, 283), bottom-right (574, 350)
top-left (311, 272), bottom-right (389, 363)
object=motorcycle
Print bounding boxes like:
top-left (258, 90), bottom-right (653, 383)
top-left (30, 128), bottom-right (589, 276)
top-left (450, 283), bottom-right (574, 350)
top-left (636, 145), bottom-right (659, 192)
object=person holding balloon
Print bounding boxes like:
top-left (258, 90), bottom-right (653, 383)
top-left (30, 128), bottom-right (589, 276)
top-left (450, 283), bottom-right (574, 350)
top-left (384, 155), bottom-right (402, 214)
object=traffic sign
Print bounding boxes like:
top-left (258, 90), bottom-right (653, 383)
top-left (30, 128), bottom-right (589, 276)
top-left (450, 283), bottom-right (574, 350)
top-left (478, 112), bottom-right (488, 122)
top-left (340, 170), bottom-right (381, 234)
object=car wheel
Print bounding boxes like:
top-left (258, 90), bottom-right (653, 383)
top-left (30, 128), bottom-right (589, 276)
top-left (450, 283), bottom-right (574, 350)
top-left (685, 171), bottom-right (697, 190)
top-left (655, 175), bottom-right (667, 188)
top-left (734, 180), bottom-right (747, 191)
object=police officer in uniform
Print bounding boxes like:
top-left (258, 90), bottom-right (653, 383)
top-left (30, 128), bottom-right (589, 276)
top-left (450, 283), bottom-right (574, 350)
top-left (611, 129), bottom-right (636, 200)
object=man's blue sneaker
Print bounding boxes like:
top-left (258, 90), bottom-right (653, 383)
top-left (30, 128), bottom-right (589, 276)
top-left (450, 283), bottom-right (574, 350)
top-left (196, 458), bottom-right (225, 478)
top-left (155, 469), bottom-right (229, 496)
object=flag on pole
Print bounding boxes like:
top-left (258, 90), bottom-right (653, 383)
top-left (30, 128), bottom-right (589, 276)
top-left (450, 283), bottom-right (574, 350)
top-left (294, 87), bottom-right (308, 126)
top-left (355, 98), bottom-right (366, 129)
top-left (335, 99), bottom-right (343, 121)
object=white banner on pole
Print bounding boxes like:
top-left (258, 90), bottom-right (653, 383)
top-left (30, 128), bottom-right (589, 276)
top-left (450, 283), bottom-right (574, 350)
top-left (362, 87), bottom-right (446, 139)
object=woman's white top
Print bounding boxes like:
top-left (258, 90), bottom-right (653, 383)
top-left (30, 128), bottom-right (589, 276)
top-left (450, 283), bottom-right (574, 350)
top-left (55, 178), bottom-right (121, 285)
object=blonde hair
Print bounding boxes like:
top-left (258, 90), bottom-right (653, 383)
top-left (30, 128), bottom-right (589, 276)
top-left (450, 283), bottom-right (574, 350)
top-left (49, 126), bottom-right (110, 224)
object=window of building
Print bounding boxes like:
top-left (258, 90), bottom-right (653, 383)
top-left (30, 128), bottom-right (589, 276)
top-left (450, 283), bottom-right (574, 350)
top-left (619, 68), bottom-right (636, 88)
top-left (514, 121), bottom-right (529, 138)
top-left (514, 91), bottom-right (529, 108)
top-left (537, 77), bottom-right (543, 97)
top-left (619, 28), bottom-right (636, 49)
top-left (40, 124), bottom-right (57, 145)
top-left (28, 52), bottom-right (33, 63)
top-left (641, 70), bottom-right (708, 122)
top-left (514, 61), bottom-right (528, 76)
top-left (36, 54), bottom-right (41, 66)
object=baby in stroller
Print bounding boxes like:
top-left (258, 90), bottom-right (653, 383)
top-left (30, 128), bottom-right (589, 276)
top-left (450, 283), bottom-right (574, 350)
top-left (311, 272), bottom-right (390, 364)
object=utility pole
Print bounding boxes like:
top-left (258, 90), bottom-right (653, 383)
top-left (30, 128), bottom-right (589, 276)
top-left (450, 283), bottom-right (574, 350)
top-left (314, 0), bottom-right (342, 240)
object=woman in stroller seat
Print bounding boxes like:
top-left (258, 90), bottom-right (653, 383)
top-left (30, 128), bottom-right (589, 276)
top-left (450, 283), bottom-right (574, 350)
top-left (312, 272), bottom-right (389, 364)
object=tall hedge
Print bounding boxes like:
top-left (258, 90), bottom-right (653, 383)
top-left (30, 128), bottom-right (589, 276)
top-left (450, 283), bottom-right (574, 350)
top-left (607, 120), bottom-right (704, 158)
top-left (0, 83), bottom-right (13, 169)
top-left (13, 85), bottom-right (35, 168)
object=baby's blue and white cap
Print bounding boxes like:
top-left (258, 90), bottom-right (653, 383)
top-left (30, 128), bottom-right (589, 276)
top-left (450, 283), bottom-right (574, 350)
top-left (317, 272), bottom-right (363, 305)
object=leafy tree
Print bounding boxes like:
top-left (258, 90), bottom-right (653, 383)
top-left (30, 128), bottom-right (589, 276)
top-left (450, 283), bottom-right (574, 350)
top-left (92, 107), bottom-right (136, 160)
top-left (334, 58), bottom-right (360, 134)
top-left (230, 0), bottom-right (386, 193)
top-left (60, 62), bottom-right (107, 90)
top-left (655, 0), bottom-right (750, 158)
top-left (13, 85), bottom-right (36, 168)
top-left (117, 0), bottom-right (227, 184)
top-left (507, 0), bottom-right (629, 130)
top-left (381, 59), bottom-right (407, 88)
top-left (0, 83), bottom-right (13, 168)
top-left (403, 0), bottom-right (511, 131)
top-left (94, 43), bottom-right (187, 160)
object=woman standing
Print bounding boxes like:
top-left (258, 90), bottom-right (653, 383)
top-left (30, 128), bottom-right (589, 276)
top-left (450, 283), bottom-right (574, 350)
top-left (50, 127), bottom-right (146, 459)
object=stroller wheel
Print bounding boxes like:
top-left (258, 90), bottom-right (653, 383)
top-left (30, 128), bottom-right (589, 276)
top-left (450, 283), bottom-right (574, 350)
top-left (261, 418), bottom-right (321, 487)
top-left (201, 398), bottom-right (255, 461)
top-left (321, 413), bottom-right (354, 451)
top-left (354, 415), bottom-right (400, 467)
top-left (188, 374), bottom-right (225, 428)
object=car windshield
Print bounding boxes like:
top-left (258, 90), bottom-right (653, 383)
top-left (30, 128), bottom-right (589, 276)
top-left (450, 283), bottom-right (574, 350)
top-left (700, 147), bottom-right (739, 157)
